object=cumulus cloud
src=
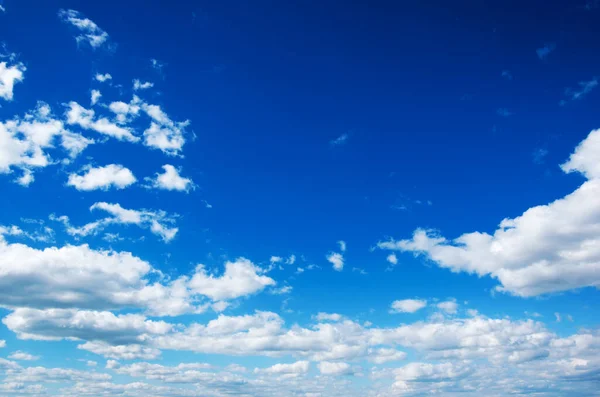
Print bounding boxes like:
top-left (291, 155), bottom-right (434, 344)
top-left (256, 361), bottom-right (309, 376)
top-left (0, 102), bottom-right (92, 184)
top-left (437, 299), bottom-right (458, 314)
top-left (145, 164), bottom-right (194, 192)
top-left (377, 129), bottom-right (600, 297)
top-left (189, 258), bottom-right (276, 301)
top-left (314, 313), bottom-right (343, 322)
top-left (326, 252), bottom-right (344, 271)
top-left (90, 89), bottom-right (101, 106)
top-left (141, 103), bottom-right (189, 156)
top-left (317, 361), bottom-right (352, 375)
top-left (58, 9), bottom-right (110, 49)
top-left (0, 60), bottom-right (25, 100)
top-left (95, 73), bottom-right (112, 82)
top-left (133, 79), bottom-right (153, 90)
top-left (390, 299), bottom-right (427, 313)
top-left (67, 164), bottom-right (136, 191)
top-left (8, 351), bottom-right (40, 361)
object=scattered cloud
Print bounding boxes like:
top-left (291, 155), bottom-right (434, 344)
top-left (0, 59), bottom-right (25, 100)
top-left (390, 299), bottom-right (427, 313)
top-left (501, 70), bottom-right (513, 80)
top-left (560, 78), bottom-right (598, 105)
top-left (8, 351), bottom-right (40, 361)
top-left (95, 73), bottom-right (112, 82)
top-left (90, 89), bottom-right (101, 106)
top-left (58, 9), bottom-right (110, 49)
top-left (326, 252), bottom-right (344, 271)
top-left (532, 148), bottom-right (549, 164)
top-left (145, 164), bottom-right (194, 192)
top-left (437, 299), bottom-right (458, 314)
top-left (67, 164), bottom-right (136, 191)
top-left (133, 79), bottom-right (153, 90)
top-left (496, 108), bottom-right (513, 117)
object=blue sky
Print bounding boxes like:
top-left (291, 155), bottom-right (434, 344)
top-left (0, 0), bottom-right (599, 395)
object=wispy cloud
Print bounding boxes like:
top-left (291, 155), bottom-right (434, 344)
top-left (536, 43), bottom-right (556, 60)
top-left (560, 78), bottom-right (598, 105)
top-left (532, 148), bottom-right (549, 165)
top-left (58, 9), bottom-right (111, 50)
top-left (501, 70), bottom-right (513, 80)
top-left (330, 133), bottom-right (349, 146)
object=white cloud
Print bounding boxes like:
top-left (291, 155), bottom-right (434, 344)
top-left (54, 202), bottom-right (178, 242)
top-left (0, 102), bottom-right (92, 184)
top-left (437, 299), bottom-right (458, 314)
top-left (67, 164), bottom-right (136, 191)
top-left (133, 79), bottom-right (153, 90)
top-left (270, 285), bottom-right (293, 295)
top-left (8, 351), bottom-right (40, 361)
top-left (65, 101), bottom-right (139, 142)
top-left (256, 361), bottom-right (309, 375)
top-left (0, 340), bottom-right (5, 348)
top-left (317, 361), bottom-right (352, 375)
top-left (338, 240), bottom-right (347, 252)
top-left (377, 129), bottom-right (600, 297)
top-left (285, 254), bottom-right (296, 265)
top-left (326, 252), bottom-right (344, 271)
top-left (368, 348), bottom-right (407, 364)
top-left (390, 299), bottom-right (427, 313)
top-left (108, 96), bottom-right (141, 124)
top-left (90, 89), bottom-right (101, 106)
top-left (145, 164), bottom-right (194, 192)
top-left (386, 253), bottom-right (398, 265)
top-left (58, 9), bottom-right (110, 49)
top-left (95, 73), bottom-right (112, 82)
top-left (189, 258), bottom-right (276, 301)
top-left (314, 313), bottom-right (342, 322)
top-left (0, 60), bottom-right (25, 100)
top-left (79, 341), bottom-right (161, 360)
top-left (394, 361), bottom-right (473, 382)
top-left (141, 103), bottom-right (189, 155)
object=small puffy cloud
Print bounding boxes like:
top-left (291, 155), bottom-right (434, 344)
top-left (67, 164), bottom-right (136, 191)
top-left (317, 361), bottom-right (352, 375)
top-left (90, 89), bottom-right (101, 106)
top-left (0, 60), bottom-right (25, 100)
top-left (386, 253), bottom-right (398, 265)
top-left (79, 341), bottom-right (161, 360)
top-left (390, 299), bottom-right (427, 313)
top-left (0, 340), bottom-right (5, 348)
top-left (326, 252), bottom-right (344, 271)
top-left (133, 79), bottom-right (153, 90)
top-left (368, 348), bottom-right (407, 364)
top-left (285, 254), bottom-right (296, 265)
top-left (330, 133), bottom-right (348, 146)
top-left (58, 9), bottom-right (110, 49)
top-left (536, 43), bottom-right (556, 60)
top-left (256, 361), bottom-right (309, 375)
top-left (436, 299), bottom-right (458, 314)
top-left (95, 73), bottom-right (112, 82)
top-left (338, 240), bottom-right (347, 252)
top-left (314, 313), bottom-right (342, 322)
top-left (189, 258), bottom-right (276, 301)
top-left (145, 164), bottom-right (194, 192)
top-left (8, 351), bottom-right (40, 361)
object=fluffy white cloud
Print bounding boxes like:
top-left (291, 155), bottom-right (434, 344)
top-left (338, 240), bottom-right (346, 252)
top-left (0, 340), bottom-right (5, 348)
top-left (390, 299), bottom-right (427, 313)
top-left (90, 89), bottom-right (101, 106)
top-left (54, 202), bottom-right (178, 242)
top-left (317, 361), bottom-right (352, 375)
top-left (133, 79), bottom-right (153, 90)
top-left (314, 313), bottom-right (342, 322)
top-left (394, 361), bottom-right (473, 382)
top-left (377, 128), bottom-right (600, 297)
top-left (8, 351), bottom-right (40, 361)
top-left (367, 347), bottom-right (407, 364)
top-left (0, 60), bottom-right (25, 100)
top-left (65, 101), bottom-right (138, 142)
top-left (79, 341), bottom-right (161, 360)
top-left (0, 102), bottom-right (92, 184)
top-left (437, 299), bottom-right (458, 314)
top-left (58, 9), bottom-right (109, 49)
top-left (326, 252), bottom-right (344, 271)
top-left (189, 258), bottom-right (275, 301)
top-left (141, 103), bottom-right (189, 155)
top-left (256, 361), bottom-right (309, 375)
top-left (67, 164), bottom-right (136, 191)
top-left (95, 73), bottom-right (112, 82)
top-left (146, 164), bottom-right (194, 192)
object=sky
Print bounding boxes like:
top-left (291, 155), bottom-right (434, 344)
top-left (0, 0), bottom-right (599, 396)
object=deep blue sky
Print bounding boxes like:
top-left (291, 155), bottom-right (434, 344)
top-left (0, 1), bottom-right (599, 395)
